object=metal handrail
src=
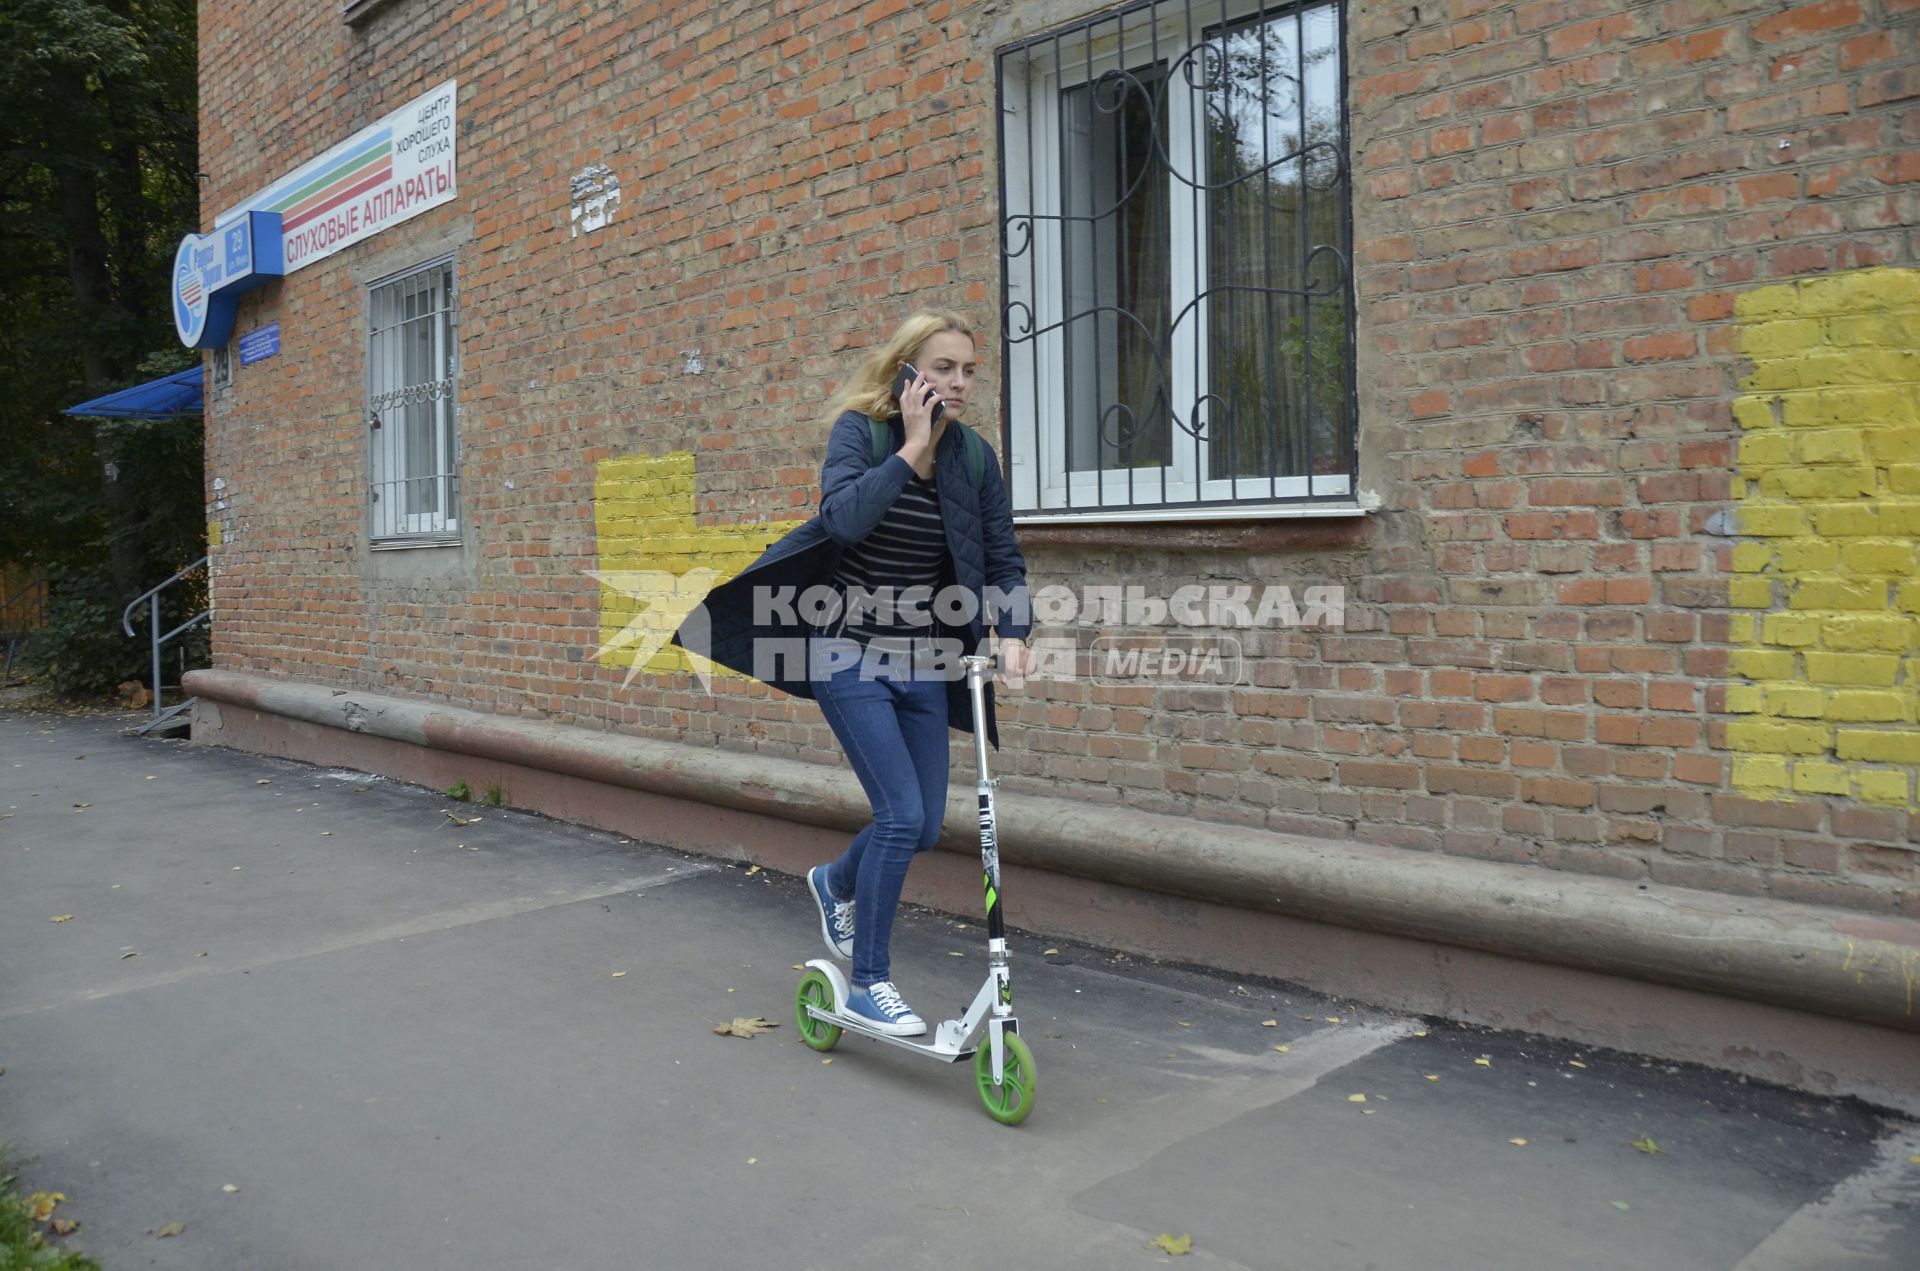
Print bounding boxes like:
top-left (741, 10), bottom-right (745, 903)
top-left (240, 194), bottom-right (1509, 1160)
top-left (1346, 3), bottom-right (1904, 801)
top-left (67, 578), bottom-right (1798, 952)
top-left (122, 555), bottom-right (210, 726)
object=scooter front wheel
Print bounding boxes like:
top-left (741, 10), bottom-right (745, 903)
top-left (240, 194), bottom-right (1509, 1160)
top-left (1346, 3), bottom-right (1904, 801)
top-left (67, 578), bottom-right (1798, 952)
top-left (974, 1032), bottom-right (1037, 1125)
top-left (795, 969), bottom-right (843, 1052)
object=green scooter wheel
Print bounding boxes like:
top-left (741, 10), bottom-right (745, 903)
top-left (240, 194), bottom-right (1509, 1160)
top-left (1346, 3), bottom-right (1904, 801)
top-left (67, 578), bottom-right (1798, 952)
top-left (795, 969), bottom-right (842, 1052)
top-left (974, 1031), bottom-right (1037, 1125)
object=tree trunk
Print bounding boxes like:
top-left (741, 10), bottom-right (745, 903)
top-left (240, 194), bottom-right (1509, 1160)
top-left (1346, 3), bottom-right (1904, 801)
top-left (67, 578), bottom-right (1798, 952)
top-left (57, 159), bottom-right (143, 604)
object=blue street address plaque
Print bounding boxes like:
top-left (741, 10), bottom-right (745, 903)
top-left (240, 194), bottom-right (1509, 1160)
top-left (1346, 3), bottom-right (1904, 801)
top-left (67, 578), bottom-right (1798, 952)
top-left (238, 323), bottom-right (281, 366)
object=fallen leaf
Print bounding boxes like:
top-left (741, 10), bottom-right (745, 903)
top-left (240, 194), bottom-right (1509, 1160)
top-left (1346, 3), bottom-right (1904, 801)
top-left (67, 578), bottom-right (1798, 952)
top-left (26, 1192), bottom-right (63, 1221)
top-left (1631, 1137), bottom-right (1662, 1155)
top-left (145, 775), bottom-right (157, 781)
top-left (1095, 1096), bottom-right (1109, 1103)
top-left (120, 951), bottom-right (138, 960)
top-left (1149, 1233), bottom-right (1192, 1256)
top-left (154, 1222), bottom-right (184, 1238)
top-left (1272, 1045), bottom-right (1290, 1053)
top-left (1362, 1109), bottom-right (1376, 1115)
top-left (744, 865), bottom-right (760, 875)
top-left (1261, 1019), bottom-right (1278, 1027)
top-left (714, 1016), bottom-right (780, 1039)
top-left (50, 914), bottom-right (74, 923)
top-left (1348, 1094), bottom-right (1368, 1103)
top-left (791, 964), bottom-right (804, 971)
top-left (610, 972), bottom-right (627, 979)
top-left (821, 1057), bottom-right (832, 1064)
top-left (319, 831), bottom-right (331, 837)
top-left (72, 802), bottom-right (89, 810)
top-left (442, 810), bottom-right (477, 826)
top-left (1043, 948), bottom-right (1059, 955)
top-left (746, 1157), bottom-right (757, 1165)
top-left (1412, 1030), bottom-right (1428, 1038)
top-left (1568, 1060), bottom-right (1588, 1069)
top-left (50, 1218), bottom-right (78, 1235)
top-left (1509, 1138), bottom-right (1529, 1146)
top-left (1611, 1201), bottom-right (1631, 1211)
top-left (1176, 1020), bottom-right (1191, 1027)
top-left (222, 1184), bottom-right (239, 1193)
top-left (1909, 1154), bottom-right (1920, 1166)
top-left (1426, 1074), bottom-right (1440, 1082)
top-left (1325, 1016), bottom-right (1341, 1023)
top-left (1474, 1058), bottom-right (1492, 1067)
top-left (256, 779), bottom-right (271, 785)
top-left (948, 951), bottom-right (965, 957)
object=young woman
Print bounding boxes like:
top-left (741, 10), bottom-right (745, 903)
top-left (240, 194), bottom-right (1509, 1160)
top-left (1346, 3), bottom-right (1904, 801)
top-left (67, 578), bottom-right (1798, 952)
top-left (673, 310), bottom-right (1031, 1036)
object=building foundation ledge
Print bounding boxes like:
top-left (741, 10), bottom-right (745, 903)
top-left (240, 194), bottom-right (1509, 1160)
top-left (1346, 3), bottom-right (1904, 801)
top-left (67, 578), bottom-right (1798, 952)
top-left (184, 668), bottom-right (1920, 1110)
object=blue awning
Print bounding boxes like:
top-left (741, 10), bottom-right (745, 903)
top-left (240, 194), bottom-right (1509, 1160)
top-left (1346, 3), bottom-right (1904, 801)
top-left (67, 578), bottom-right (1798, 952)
top-left (63, 367), bottom-right (204, 419)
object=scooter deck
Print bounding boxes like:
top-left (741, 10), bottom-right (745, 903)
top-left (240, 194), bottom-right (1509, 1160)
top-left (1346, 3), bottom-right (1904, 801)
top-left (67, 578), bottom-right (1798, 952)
top-left (803, 1003), bottom-right (977, 1063)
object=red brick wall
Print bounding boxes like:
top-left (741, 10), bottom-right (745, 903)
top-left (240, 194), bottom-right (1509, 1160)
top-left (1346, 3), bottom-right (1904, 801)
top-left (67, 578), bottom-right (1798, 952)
top-left (200, 0), bottom-right (1920, 914)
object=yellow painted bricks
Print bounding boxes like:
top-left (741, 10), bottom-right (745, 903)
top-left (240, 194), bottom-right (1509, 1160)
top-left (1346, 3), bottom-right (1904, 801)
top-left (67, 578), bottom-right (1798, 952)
top-left (1730, 268), bottom-right (1920, 806)
top-left (592, 452), bottom-right (804, 679)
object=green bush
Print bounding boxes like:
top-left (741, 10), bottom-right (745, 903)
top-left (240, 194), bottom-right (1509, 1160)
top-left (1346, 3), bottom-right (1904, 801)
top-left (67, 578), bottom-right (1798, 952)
top-left (19, 571), bottom-right (141, 698)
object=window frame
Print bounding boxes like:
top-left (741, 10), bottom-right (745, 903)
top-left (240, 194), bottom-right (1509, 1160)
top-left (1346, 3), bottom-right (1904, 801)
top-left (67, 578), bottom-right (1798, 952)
top-left (365, 255), bottom-right (461, 547)
top-left (996, 0), bottom-right (1359, 521)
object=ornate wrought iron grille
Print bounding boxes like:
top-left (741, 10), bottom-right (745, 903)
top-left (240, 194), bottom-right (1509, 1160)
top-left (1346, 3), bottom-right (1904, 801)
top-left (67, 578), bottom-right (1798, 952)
top-left (366, 258), bottom-right (461, 542)
top-left (997, 0), bottom-right (1356, 517)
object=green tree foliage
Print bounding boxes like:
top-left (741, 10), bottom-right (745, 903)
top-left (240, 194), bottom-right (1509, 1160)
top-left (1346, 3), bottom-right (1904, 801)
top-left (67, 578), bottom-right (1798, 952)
top-left (0, 0), bottom-right (204, 695)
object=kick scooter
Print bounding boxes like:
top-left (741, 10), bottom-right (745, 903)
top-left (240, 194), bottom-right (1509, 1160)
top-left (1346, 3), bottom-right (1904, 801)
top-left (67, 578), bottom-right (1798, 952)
top-left (793, 652), bottom-right (1037, 1125)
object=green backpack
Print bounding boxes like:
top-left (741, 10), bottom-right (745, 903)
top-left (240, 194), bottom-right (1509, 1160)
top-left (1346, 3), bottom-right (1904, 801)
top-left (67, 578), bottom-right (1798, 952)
top-left (867, 416), bottom-right (988, 490)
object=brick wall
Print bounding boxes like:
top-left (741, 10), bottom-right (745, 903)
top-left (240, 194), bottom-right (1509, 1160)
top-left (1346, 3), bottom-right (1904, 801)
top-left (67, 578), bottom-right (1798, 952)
top-left (200, 0), bottom-right (1920, 915)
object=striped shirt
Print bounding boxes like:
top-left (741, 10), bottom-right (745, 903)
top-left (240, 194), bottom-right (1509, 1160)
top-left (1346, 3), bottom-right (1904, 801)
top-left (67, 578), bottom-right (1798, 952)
top-left (828, 471), bottom-right (947, 645)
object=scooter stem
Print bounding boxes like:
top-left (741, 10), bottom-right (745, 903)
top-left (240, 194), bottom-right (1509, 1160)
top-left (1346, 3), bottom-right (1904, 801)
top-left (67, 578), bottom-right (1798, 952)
top-left (963, 654), bottom-right (1007, 950)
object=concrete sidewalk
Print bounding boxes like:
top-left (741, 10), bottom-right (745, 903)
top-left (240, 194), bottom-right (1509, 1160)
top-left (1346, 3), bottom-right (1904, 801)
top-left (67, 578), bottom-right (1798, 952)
top-left (1, 706), bottom-right (1916, 1271)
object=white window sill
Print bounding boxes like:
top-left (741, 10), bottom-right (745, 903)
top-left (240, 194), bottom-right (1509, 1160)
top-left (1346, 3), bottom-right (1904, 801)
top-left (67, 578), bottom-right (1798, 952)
top-left (343, 0), bottom-right (404, 26)
top-left (370, 535), bottom-right (462, 551)
top-left (1014, 502), bottom-right (1369, 526)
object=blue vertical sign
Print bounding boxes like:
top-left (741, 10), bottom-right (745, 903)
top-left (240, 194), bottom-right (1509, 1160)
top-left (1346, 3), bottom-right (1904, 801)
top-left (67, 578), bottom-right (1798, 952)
top-left (172, 210), bottom-right (285, 350)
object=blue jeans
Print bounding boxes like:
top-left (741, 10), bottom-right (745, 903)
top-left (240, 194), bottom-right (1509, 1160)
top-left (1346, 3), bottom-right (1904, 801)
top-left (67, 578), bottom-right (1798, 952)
top-left (812, 642), bottom-right (950, 988)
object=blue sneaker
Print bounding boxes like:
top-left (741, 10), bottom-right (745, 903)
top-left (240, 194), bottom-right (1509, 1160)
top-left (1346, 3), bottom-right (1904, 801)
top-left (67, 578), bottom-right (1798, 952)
top-left (845, 980), bottom-right (925, 1037)
top-left (807, 865), bottom-right (854, 960)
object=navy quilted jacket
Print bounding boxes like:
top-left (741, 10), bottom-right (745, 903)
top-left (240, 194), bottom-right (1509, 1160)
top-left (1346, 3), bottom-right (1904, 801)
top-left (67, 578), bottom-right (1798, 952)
top-left (671, 411), bottom-right (1031, 748)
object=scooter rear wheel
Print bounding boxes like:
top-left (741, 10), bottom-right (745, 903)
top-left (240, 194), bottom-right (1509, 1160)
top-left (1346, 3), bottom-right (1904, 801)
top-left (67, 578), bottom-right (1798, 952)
top-left (795, 969), bottom-right (842, 1052)
top-left (974, 1032), bottom-right (1037, 1125)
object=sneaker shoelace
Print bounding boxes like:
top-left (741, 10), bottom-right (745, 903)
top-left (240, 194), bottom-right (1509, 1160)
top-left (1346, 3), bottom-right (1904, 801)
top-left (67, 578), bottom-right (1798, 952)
top-left (868, 981), bottom-right (914, 1020)
top-left (828, 894), bottom-right (855, 943)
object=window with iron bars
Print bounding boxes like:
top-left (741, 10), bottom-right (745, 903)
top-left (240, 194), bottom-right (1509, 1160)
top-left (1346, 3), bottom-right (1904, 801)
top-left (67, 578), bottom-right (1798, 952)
top-left (997, 0), bottom-right (1356, 519)
top-left (367, 258), bottom-right (460, 543)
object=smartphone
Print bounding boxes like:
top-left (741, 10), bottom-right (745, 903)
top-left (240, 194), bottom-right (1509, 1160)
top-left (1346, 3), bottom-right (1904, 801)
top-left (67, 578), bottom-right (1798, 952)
top-left (890, 361), bottom-right (946, 426)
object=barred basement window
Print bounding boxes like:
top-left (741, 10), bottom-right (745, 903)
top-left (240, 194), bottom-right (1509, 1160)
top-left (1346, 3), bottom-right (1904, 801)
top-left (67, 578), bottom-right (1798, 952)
top-left (367, 258), bottom-right (460, 543)
top-left (998, 0), bottom-right (1356, 518)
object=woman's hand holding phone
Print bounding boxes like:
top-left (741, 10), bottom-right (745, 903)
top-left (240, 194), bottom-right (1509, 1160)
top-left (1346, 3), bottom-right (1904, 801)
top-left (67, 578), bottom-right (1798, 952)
top-left (895, 363), bottom-right (945, 476)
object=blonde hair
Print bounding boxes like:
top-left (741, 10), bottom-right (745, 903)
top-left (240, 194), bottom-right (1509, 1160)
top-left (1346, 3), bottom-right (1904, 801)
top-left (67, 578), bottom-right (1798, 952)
top-left (826, 309), bottom-right (977, 424)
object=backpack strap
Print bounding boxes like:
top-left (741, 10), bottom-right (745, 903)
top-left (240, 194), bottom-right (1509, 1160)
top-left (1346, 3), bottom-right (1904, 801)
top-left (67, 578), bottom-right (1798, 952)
top-left (867, 415), bottom-right (988, 491)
